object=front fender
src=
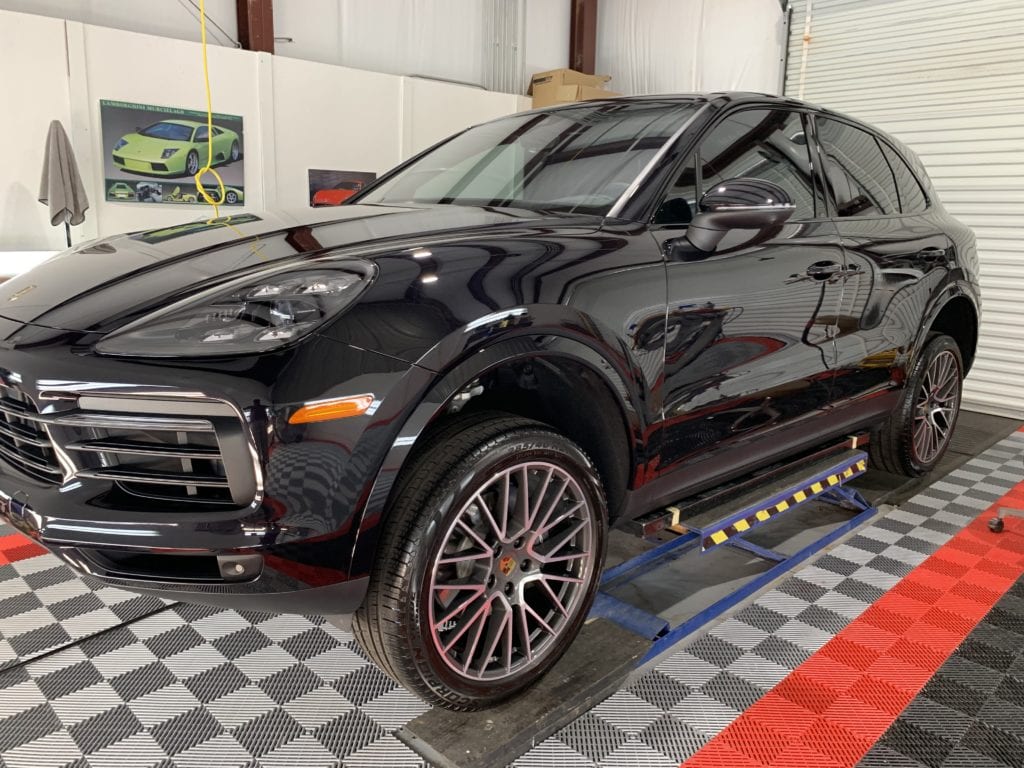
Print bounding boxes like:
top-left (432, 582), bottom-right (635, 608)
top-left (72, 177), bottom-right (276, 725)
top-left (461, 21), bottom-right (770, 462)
top-left (345, 322), bottom-right (653, 578)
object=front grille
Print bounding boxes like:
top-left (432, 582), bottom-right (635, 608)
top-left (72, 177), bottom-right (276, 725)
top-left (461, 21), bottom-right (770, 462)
top-left (0, 389), bottom-right (257, 508)
top-left (0, 386), bottom-right (62, 483)
top-left (63, 414), bottom-right (235, 504)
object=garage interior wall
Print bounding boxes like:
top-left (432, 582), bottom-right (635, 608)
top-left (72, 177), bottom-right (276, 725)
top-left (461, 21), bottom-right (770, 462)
top-left (598, 0), bottom-right (787, 95)
top-left (0, 8), bottom-right (530, 256)
top-left (785, 0), bottom-right (1024, 419)
top-left (0, 3), bottom-right (786, 259)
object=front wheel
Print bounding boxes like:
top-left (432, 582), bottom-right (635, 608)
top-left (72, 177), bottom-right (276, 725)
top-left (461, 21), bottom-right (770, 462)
top-left (353, 412), bottom-right (607, 710)
top-left (185, 150), bottom-right (199, 176)
top-left (871, 333), bottom-right (963, 476)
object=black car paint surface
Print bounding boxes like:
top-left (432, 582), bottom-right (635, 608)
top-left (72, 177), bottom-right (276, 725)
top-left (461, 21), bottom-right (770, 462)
top-left (0, 94), bottom-right (980, 615)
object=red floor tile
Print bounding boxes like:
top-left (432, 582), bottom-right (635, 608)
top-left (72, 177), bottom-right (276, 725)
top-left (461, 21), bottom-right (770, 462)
top-left (682, 487), bottom-right (1024, 768)
top-left (0, 533), bottom-right (46, 565)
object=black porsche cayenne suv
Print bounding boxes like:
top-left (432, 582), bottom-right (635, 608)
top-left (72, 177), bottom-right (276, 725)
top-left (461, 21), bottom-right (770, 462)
top-left (0, 94), bottom-right (978, 709)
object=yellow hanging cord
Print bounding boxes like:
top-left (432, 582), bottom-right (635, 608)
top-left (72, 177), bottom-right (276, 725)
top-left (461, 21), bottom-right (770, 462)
top-left (193, 0), bottom-right (226, 217)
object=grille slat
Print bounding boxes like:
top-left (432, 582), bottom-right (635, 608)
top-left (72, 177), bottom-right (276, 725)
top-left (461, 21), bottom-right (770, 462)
top-left (0, 437), bottom-right (62, 478)
top-left (66, 438), bottom-right (220, 459)
top-left (0, 385), bottom-right (62, 481)
top-left (0, 419), bottom-right (51, 448)
top-left (76, 467), bottom-right (231, 488)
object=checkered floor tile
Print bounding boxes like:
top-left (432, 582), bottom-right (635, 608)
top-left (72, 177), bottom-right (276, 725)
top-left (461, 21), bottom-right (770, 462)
top-left (512, 431), bottom-right (1024, 767)
top-left (0, 551), bottom-right (171, 673)
top-left (0, 602), bottom-right (429, 768)
top-left (0, 431), bottom-right (1019, 767)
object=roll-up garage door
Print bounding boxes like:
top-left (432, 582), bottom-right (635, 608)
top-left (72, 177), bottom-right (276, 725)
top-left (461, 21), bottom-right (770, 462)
top-left (785, 0), bottom-right (1024, 418)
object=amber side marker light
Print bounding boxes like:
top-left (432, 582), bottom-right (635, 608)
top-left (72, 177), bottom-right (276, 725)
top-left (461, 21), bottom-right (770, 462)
top-left (288, 394), bottom-right (375, 424)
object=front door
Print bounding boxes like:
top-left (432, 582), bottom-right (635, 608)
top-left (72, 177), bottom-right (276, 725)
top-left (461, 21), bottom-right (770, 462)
top-left (649, 107), bottom-right (848, 494)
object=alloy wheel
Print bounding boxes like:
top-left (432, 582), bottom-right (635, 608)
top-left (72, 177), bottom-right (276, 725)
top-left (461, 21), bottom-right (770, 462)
top-left (427, 461), bottom-right (596, 681)
top-left (912, 349), bottom-right (960, 464)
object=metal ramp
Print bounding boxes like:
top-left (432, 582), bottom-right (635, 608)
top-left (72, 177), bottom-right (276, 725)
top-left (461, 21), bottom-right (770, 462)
top-left (593, 445), bottom-right (875, 662)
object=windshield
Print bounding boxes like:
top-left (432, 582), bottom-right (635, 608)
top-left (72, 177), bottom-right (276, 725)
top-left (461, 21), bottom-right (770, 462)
top-left (139, 122), bottom-right (193, 142)
top-left (360, 100), bottom-right (699, 215)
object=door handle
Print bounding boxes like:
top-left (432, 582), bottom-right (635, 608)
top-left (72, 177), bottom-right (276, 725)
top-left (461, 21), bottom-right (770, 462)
top-left (805, 261), bottom-right (843, 279)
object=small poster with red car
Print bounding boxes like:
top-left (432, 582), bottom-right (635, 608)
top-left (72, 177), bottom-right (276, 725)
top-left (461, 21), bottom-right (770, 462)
top-left (308, 169), bottom-right (377, 207)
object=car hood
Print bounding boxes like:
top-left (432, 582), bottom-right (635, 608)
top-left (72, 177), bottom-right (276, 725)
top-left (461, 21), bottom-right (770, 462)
top-left (0, 204), bottom-right (600, 335)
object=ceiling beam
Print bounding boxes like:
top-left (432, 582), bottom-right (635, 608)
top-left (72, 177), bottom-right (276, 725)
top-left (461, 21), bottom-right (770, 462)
top-left (569, 0), bottom-right (598, 74)
top-left (236, 0), bottom-right (274, 54)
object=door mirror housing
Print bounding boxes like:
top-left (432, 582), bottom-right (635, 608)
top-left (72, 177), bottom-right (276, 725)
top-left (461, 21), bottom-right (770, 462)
top-left (684, 177), bottom-right (797, 253)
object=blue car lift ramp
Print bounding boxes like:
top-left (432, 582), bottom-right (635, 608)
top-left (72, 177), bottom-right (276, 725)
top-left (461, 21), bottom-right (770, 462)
top-left (591, 444), bottom-right (877, 664)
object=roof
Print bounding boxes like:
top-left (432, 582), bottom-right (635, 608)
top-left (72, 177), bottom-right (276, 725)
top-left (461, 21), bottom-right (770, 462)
top-left (524, 91), bottom-right (823, 116)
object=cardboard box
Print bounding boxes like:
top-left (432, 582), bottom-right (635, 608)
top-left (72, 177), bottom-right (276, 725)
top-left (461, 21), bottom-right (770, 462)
top-left (528, 68), bottom-right (621, 109)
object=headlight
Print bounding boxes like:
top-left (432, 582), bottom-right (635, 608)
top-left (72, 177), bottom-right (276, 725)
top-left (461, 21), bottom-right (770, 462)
top-left (161, 148), bottom-right (179, 159)
top-left (114, 139), bottom-right (128, 150)
top-left (94, 261), bottom-right (374, 358)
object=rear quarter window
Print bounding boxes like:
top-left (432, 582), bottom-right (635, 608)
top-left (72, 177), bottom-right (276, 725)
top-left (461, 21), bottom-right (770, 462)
top-left (881, 142), bottom-right (929, 213)
top-left (816, 117), bottom-right (900, 217)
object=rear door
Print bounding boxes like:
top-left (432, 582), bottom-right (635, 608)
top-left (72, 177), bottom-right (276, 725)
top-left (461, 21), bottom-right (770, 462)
top-left (812, 115), bottom-right (953, 408)
top-left (649, 106), bottom-right (848, 490)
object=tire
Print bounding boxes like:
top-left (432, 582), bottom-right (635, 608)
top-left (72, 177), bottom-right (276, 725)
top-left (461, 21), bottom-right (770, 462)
top-left (230, 141), bottom-right (240, 162)
top-left (225, 190), bottom-right (238, 204)
top-left (870, 333), bottom-right (963, 477)
top-left (352, 411), bottom-right (607, 710)
top-left (185, 150), bottom-right (199, 176)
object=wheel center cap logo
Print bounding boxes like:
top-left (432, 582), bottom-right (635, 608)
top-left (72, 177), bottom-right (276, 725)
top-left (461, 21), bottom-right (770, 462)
top-left (498, 556), bottom-right (517, 576)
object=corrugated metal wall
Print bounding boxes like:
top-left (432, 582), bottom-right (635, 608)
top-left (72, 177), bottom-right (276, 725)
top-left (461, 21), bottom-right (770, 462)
top-left (785, 0), bottom-right (1024, 418)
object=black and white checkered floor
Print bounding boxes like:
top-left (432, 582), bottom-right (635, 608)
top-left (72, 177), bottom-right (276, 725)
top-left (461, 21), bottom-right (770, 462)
top-left (1, 428), bottom-right (1022, 768)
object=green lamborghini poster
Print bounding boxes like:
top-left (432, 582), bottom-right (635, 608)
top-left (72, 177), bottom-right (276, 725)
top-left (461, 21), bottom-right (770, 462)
top-left (100, 99), bottom-right (245, 206)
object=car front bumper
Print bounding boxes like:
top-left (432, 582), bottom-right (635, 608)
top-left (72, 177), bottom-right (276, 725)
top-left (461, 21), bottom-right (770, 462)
top-left (112, 151), bottom-right (184, 175)
top-left (0, 326), bottom-right (423, 616)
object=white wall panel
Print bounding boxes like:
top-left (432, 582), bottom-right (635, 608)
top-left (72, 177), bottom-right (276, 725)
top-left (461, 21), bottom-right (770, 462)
top-left (523, 0), bottom-right (570, 78)
top-left (402, 78), bottom-right (523, 157)
top-left (786, 0), bottom-right (1024, 419)
top-left (0, 8), bottom-right (533, 257)
top-left (0, 0), bottom-right (238, 46)
top-left (272, 57), bottom-right (403, 207)
top-left (0, 13), bottom-right (74, 250)
top-left (339, 0), bottom-right (486, 86)
top-left (596, 0), bottom-right (785, 96)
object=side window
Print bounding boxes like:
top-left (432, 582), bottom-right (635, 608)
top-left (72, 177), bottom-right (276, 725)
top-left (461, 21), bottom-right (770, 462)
top-left (194, 126), bottom-right (209, 142)
top-left (654, 109), bottom-right (821, 225)
top-left (881, 142), bottom-right (928, 213)
top-left (816, 118), bottom-right (899, 217)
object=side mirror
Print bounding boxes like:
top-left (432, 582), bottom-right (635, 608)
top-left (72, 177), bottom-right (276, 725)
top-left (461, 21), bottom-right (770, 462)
top-left (685, 177), bottom-right (796, 253)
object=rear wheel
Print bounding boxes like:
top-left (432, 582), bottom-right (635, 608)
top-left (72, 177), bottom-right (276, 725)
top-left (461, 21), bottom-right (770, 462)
top-left (871, 333), bottom-right (963, 476)
top-left (352, 412), bottom-right (607, 710)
